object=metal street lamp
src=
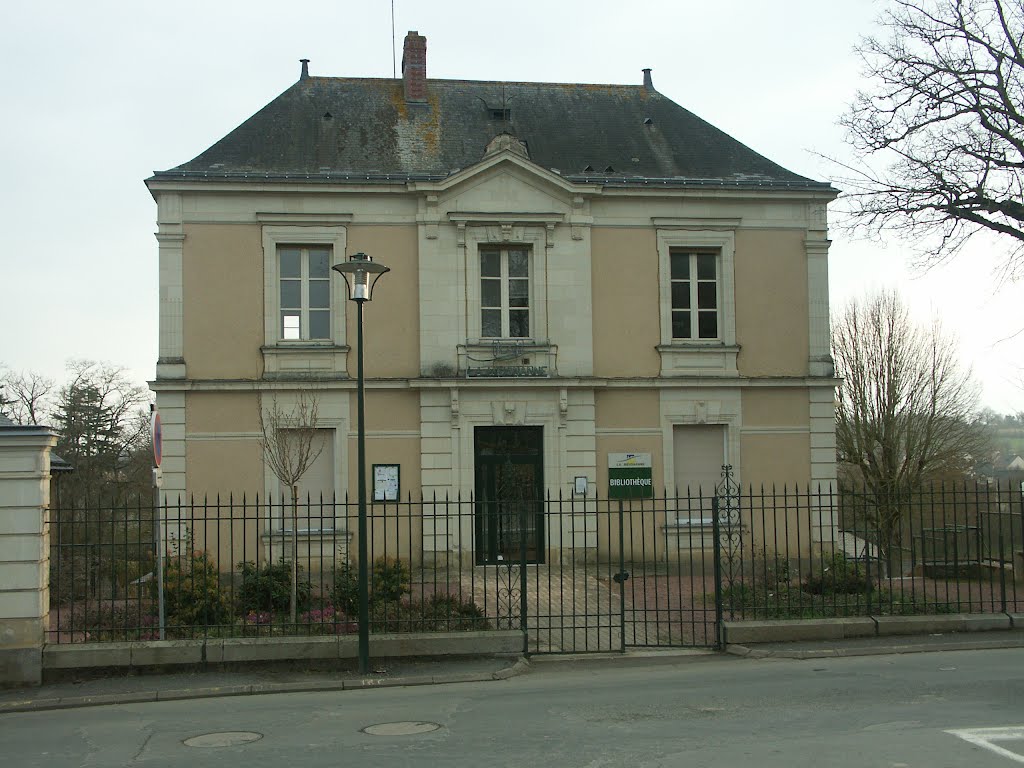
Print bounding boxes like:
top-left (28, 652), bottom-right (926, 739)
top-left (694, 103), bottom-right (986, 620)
top-left (332, 252), bottom-right (390, 674)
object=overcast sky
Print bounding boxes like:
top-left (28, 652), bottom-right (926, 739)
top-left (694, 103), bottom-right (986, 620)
top-left (2, 0), bottom-right (1021, 412)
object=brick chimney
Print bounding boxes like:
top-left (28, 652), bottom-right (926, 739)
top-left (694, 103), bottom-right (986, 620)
top-left (402, 31), bottom-right (427, 103)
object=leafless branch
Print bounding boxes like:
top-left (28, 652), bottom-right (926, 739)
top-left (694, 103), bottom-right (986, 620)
top-left (258, 392), bottom-right (324, 490)
top-left (833, 0), bottom-right (1024, 275)
top-left (0, 367), bottom-right (55, 425)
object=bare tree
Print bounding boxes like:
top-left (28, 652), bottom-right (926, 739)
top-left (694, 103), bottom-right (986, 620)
top-left (258, 392), bottom-right (323, 624)
top-left (836, 0), bottom-right (1024, 274)
top-left (0, 367), bottom-right (55, 425)
top-left (833, 290), bottom-right (990, 570)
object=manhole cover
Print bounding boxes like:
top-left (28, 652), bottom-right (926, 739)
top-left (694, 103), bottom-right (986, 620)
top-left (183, 731), bottom-right (264, 748)
top-left (362, 721), bottom-right (441, 736)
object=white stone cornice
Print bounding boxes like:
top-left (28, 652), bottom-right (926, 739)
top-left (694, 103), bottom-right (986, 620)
top-left (447, 212), bottom-right (565, 226)
top-left (651, 216), bottom-right (742, 229)
top-left (255, 212), bottom-right (353, 225)
top-left (149, 375), bottom-right (841, 393)
top-left (601, 187), bottom-right (838, 202)
top-left (145, 179), bottom-right (410, 195)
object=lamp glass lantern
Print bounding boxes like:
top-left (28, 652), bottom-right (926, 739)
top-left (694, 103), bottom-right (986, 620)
top-left (332, 252), bottom-right (390, 301)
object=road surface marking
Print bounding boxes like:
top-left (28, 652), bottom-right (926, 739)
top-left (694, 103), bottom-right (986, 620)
top-left (946, 727), bottom-right (1024, 763)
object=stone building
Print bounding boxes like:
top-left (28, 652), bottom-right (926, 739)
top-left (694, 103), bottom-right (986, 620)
top-left (147, 32), bottom-right (838, 564)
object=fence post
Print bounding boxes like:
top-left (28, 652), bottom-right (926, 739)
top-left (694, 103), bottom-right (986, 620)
top-left (711, 495), bottom-right (723, 649)
top-left (998, 484), bottom-right (1007, 614)
top-left (519, 493), bottom-right (528, 655)
top-left (618, 499), bottom-right (626, 653)
top-left (0, 423), bottom-right (57, 686)
top-left (864, 495), bottom-right (873, 616)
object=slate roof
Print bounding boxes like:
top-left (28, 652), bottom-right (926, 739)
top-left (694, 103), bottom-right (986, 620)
top-left (152, 77), bottom-right (832, 191)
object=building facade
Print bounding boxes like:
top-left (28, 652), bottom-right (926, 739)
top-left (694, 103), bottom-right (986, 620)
top-left (147, 33), bottom-right (838, 563)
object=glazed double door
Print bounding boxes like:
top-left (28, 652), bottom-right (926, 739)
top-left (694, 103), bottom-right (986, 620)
top-left (474, 426), bottom-right (544, 565)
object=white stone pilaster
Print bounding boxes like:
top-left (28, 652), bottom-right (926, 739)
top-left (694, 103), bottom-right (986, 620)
top-left (809, 385), bottom-right (838, 542)
top-left (806, 234), bottom-right (833, 378)
top-left (155, 390), bottom-right (186, 499)
top-left (156, 192), bottom-right (186, 380)
top-left (0, 425), bottom-right (56, 686)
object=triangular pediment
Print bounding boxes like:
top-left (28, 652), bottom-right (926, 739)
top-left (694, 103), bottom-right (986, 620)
top-left (426, 149), bottom-right (586, 211)
top-left (425, 149), bottom-right (585, 198)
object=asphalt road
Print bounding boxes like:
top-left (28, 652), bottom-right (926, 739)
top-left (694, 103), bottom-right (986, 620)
top-left (2, 649), bottom-right (1023, 767)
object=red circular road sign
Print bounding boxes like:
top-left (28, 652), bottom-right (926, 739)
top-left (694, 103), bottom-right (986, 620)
top-left (151, 411), bottom-right (163, 468)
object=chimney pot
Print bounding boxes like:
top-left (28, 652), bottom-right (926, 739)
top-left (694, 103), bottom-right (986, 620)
top-left (402, 31), bottom-right (427, 103)
top-left (300, 59), bottom-right (310, 80)
top-left (642, 68), bottom-right (653, 89)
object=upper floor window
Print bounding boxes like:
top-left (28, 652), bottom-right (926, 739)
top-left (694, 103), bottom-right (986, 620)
top-left (279, 246), bottom-right (331, 340)
top-left (670, 250), bottom-right (718, 340)
top-left (481, 247), bottom-right (530, 338)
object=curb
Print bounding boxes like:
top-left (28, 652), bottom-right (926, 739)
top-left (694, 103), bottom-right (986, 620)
top-left (493, 656), bottom-right (531, 680)
top-left (0, 657), bottom-right (532, 714)
top-left (725, 632), bottom-right (1024, 660)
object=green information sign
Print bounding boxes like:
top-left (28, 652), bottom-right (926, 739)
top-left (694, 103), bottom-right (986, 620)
top-left (608, 453), bottom-right (653, 499)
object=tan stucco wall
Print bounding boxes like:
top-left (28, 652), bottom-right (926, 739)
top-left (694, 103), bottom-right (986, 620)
top-left (364, 390), bottom-right (419, 432)
top-left (350, 388), bottom-right (422, 499)
top-left (346, 432), bottom-right (423, 559)
top-left (347, 437), bottom-right (422, 494)
top-left (595, 390), bottom-right (660, 429)
top-left (742, 389), bottom-right (810, 428)
top-left (185, 392), bottom-right (260, 434)
top-left (591, 228), bottom-right (660, 377)
top-left (183, 438), bottom-right (264, 571)
top-left (734, 229), bottom-right (808, 376)
top-left (741, 433), bottom-right (811, 488)
top-left (185, 438), bottom-right (264, 497)
top-left (346, 225), bottom-right (419, 378)
top-left (182, 224), bottom-right (264, 379)
top-left (595, 390), bottom-right (663, 557)
top-left (740, 432), bottom-right (814, 555)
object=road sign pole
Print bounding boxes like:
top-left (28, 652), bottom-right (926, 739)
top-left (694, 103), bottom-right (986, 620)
top-left (151, 405), bottom-right (166, 640)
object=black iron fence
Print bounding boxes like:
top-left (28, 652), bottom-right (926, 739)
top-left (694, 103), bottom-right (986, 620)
top-left (716, 474), bottom-right (1024, 623)
top-left (47, 472), bottom-right (1024, 651)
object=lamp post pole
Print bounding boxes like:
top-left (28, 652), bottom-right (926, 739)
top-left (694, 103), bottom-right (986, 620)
top-left (354, 296), bottom-right (370, 675)
top-left (332, 252), bottom-right (389, 677)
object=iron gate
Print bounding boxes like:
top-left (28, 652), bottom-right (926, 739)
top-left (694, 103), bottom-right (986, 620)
top-left (493, 466), bottom-right (740, 654)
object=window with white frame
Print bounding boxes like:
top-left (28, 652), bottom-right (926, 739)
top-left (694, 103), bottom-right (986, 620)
top-left (655, 227), bottom-right (737, 376)
top-left (670, 250), bottom-right (719, 340)
top-left (279, 246), bottom-right (331, 341)
top-left (480, 247), bottom-right (530, 338)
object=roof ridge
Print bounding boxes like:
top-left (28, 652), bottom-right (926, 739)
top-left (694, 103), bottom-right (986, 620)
top-left (303, 75), bottom-right (650, 90)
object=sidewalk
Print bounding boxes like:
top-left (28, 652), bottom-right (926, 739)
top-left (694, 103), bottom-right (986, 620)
top-left (0, 655), bottom-right (528, 714)
top-left (726, 627), bottom-right (1024, 659)
top-left (4, 630), bottom-right (1024, 714)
